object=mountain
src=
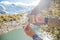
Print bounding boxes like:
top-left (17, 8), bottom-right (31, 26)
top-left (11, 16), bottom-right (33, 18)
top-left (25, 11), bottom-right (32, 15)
top-left (31, 0), bottom-right (53, 15)
top-left (0, 5), bottom-right (7, 14)
top-left (0, 2), bottom-right (33, 14)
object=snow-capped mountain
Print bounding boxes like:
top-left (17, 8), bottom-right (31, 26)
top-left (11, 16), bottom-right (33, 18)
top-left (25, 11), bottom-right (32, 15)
top-left (0, 1), bottom-right (33, 14)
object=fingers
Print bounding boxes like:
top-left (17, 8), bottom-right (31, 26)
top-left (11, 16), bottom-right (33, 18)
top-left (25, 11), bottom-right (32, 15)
top-left (24, 24), bottom-right (30, 30)
top-left (24, 24), bottom-right (32, 32)
top-left (24, 24), bottom-right (29, 29)
top-left (29, 15), bottom-right (45, 24)
top-left (24, 24), bottom-right (35, 37)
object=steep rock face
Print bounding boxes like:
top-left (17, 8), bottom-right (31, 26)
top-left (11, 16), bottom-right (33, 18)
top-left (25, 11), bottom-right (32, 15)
top-left (31, 0), bottom-right (53, 15)
top-left (31, 0), bottom-right (60, 18)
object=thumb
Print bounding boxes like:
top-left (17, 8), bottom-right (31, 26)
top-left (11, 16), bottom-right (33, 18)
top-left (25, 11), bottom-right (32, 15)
top-left (24, 24), bottom-right (30, 31)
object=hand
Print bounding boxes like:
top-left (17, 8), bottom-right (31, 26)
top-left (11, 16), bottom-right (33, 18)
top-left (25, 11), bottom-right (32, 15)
top-left (24, 24), bottom-right (35, 37)
top-left (29, 15), bottom-right (45, 24)
top-left (36, 15), bottom-right (45, 23)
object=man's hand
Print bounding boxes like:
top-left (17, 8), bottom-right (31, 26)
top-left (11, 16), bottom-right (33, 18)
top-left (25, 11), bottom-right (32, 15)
top-left (48, 18), bottom-right (60, 28)
top-left (29, 15), bottom-right (45, 24)
top-left (24, 24), bottom-right (35, 37)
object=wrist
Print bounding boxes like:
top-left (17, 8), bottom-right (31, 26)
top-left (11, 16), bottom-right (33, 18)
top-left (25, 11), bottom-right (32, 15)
top-left (32, 34), bottom-right (38, 39)
top-left (45, 17), bottom-right (49, 24)
top-left (29, 32), bottom-right (35, 37)
top-left (32, 34), bottom-right (43, 40)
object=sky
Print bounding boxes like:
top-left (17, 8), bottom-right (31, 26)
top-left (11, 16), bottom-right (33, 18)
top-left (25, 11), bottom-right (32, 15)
top-left (0, 0), bottom-right (33, 3)
top-left (0, 0), bottom-right (40, 3)
top-left (0, 0), bottom-right (40, 6)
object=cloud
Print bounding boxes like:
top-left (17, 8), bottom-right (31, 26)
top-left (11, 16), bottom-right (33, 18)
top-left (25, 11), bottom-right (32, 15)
top-left (0, 1), bottom-right (30, 6)
top-left (28, 0), bottom-right (40, 6)
top-left (0, 1), bottom-right (12, 4)
top-left (0, 0), bottom-right (40, 6)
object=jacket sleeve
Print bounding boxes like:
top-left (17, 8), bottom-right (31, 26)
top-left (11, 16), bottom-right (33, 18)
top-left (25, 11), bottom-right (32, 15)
top-left (32, 34), bottom-right (42, 40)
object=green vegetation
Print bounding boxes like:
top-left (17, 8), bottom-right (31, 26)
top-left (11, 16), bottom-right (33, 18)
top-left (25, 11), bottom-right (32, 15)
top-left (41, 0), bottom-right (60, 18)
top-left (0, 14), bottom-right (24, 23)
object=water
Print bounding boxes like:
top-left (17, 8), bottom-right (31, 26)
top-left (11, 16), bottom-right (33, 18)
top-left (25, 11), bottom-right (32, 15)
top-left (0, 29), bottom-right (33, 40)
